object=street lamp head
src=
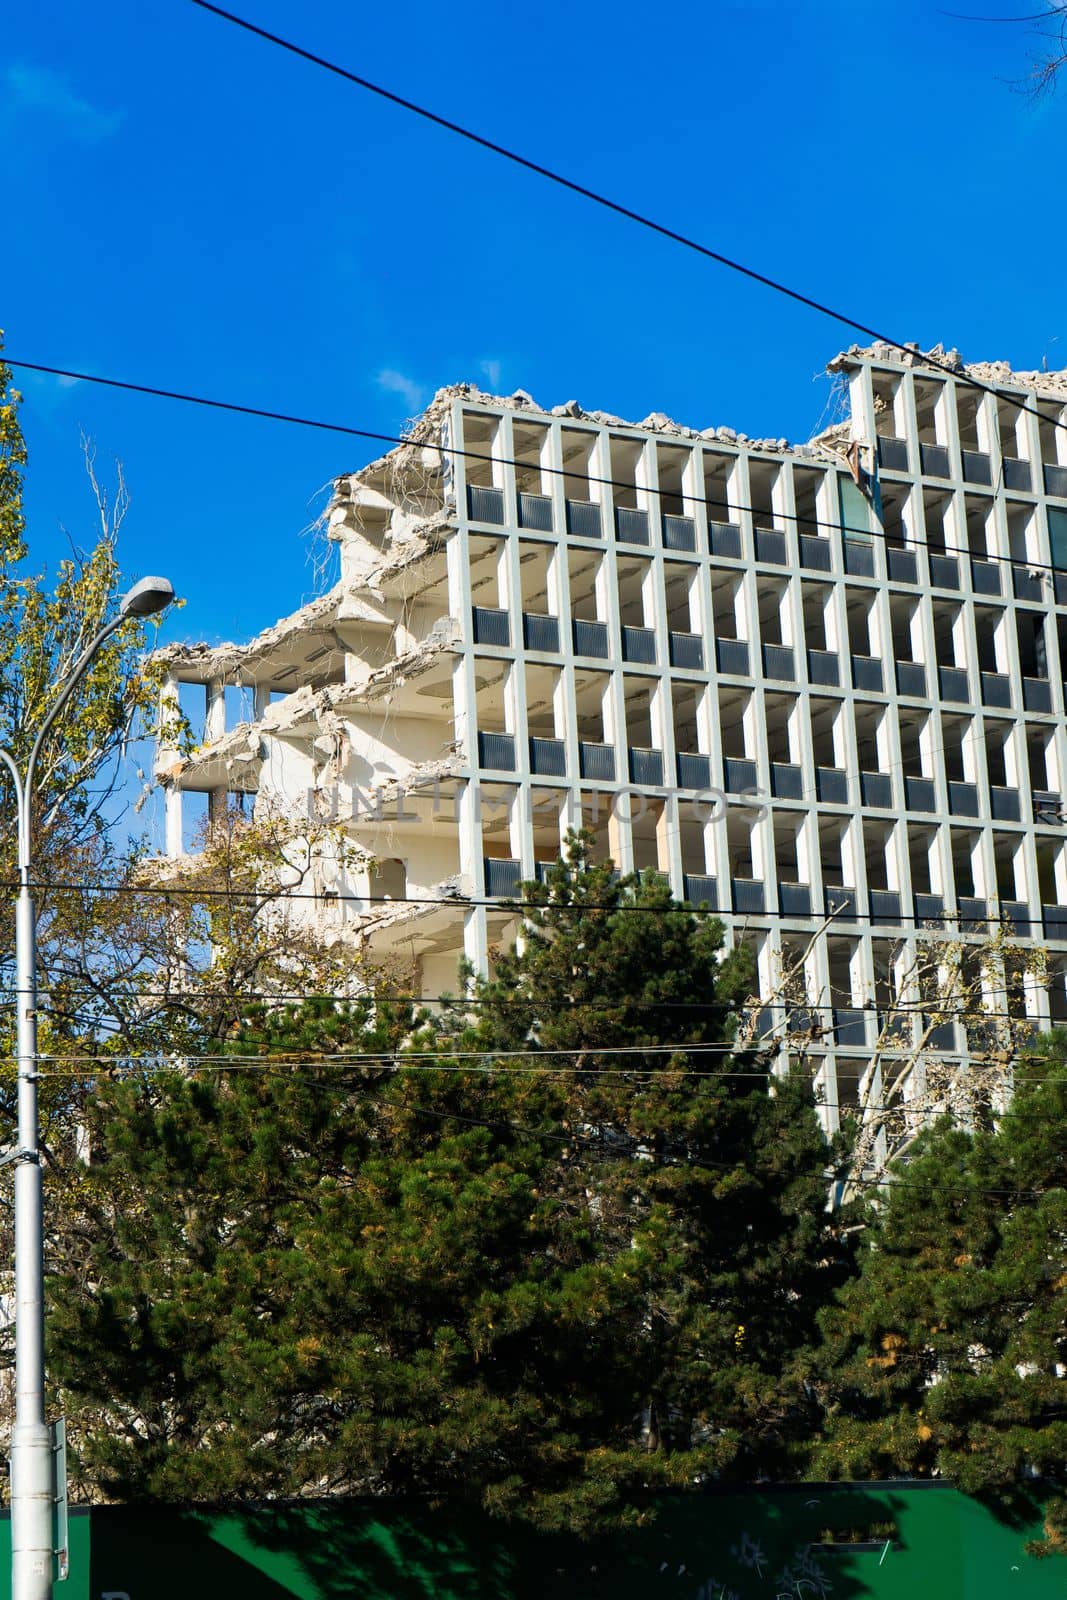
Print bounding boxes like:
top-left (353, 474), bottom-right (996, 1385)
top-left (119, 575), bottom-right (175, 618)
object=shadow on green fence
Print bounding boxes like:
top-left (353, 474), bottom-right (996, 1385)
top-left (18, 1482), bottom-right (1049, 1600)
top-left (88, 1487), bottom-right (925, 1600)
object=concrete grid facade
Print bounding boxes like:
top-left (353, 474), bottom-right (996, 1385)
top-left (156, 344), bottom-right (1067, 1128)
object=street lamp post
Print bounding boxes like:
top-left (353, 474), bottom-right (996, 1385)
top-left (1, 577), bottom-right (175, 1600)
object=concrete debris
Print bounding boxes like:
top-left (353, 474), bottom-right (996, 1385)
top-left (830, 340), bottom-right (1067, 397)
top-left (357, 521), bottom-right (448, 584)
top-left (337, 620), bottom-right (459, 703)
top-left (156, 581), bottom-right (356, 681)
top-left (348, 379), bottom-right (844, 466)
top-left (356, 877), bottom-right (468, 934)
top-left (173, 626), bottom-right (459, 782)
top-left (639, 411), bottom-right (691, 435)
top-left (344, 756), bottom-right (460, 815)
top-left (966, 360), bottom-right (1067, 398)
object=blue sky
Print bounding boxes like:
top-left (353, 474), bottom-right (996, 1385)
top-left (1, 0), bottom-right (1062, 663)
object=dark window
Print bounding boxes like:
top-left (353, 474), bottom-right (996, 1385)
top-left (1050, 507), bottom-right (1067, 571)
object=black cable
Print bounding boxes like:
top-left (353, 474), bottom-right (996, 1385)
top-left (9, 353), bottom-right (1067, 583)
top-left (30, 1055), bottom-right (1067, 1099)
top-left (183, 0), bottom-right (1067, 459)
top-left (183, 2), bottom-right (900, 348)
top-left (6, 357), bottom-right (400, 448)
top-left (11, 873), bottom-right (1066, 932)
top-left (0, 356), bottom-right (899, 551)
top-left (11, 971), bottom-right (1058, 1022)
top-left (21, 1040), bottom-right (1063, 1066)
top-left (25, 1038), bottom-right (1067, 1077)
top-left (8, 983), bottom-right (1055, 1022)
top-left (27, 1056), bottom-right (1059, 1199)
top-left (940, 8), bottom-right (1065, 22)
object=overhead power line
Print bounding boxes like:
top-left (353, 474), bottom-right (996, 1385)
top-left (940, 9), bottom-right (1064, 22)
top-left (25, 1060), bottom-right (1061, 1198)
top-left (183, 0), bottom-right (895, 347)
top-left (13, 981), bottom-right (1057, 1023)
top-left (33, 1042), bottom-right (745, 1064)
top-left (29, 1053), bottom-right (1067, 1092)
top-left (27, 1039), bottom-right (1067, 1119)
top-left (185, 0), bottom-right (1067, 456)
top-left (7, 354), bottom-right (1067, 584)
top-left (12, 872), bottom-right (1066, 935)
top-left (6, 358), bottom-right (399, 448)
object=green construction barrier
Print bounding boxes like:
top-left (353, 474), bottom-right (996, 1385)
top-left (0, 1483), bottom-right (1059, 1599)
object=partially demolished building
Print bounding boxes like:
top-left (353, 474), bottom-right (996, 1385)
top-left (156, 343), bottom-right (1067, 1128)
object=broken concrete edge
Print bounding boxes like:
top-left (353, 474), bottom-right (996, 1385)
top-left (154, 552), bottom-right (454, 675)
top-left (330, 377), bottom-right (851, 508)
top-left (159, 342), bottom-right (1067, 693)
top-left (356, 876), bottom-right (469, 933)
top-left (137, 854), bottom-right (475, 932)
top-left (154, 580), bottom-right (356, 680)
top-left (160, 629), bottom-right (460, 783)
top-left (334, 338), bottom-right (1067, 505)
top-left (828, 339), bottom-right (1067, 399)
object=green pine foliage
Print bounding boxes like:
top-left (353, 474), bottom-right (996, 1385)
top-left (46, 837), bottom-right (850, 1530)
top-left (812, 1034), bottom-right (1067, 1554)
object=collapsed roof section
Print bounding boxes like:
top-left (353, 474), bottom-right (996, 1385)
top-left (156, 580), bottom-right (359, 689)
top-left (165, 620), bottom-right (460, 792)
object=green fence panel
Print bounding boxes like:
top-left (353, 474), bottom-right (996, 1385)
top-left (0, 1508), bottom-right (90, 1600)
top-left (0, 1484), bottom-right (1055, 1599)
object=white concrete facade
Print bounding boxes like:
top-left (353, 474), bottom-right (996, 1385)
top-left (156, 343), bottom-right (1067, 1120)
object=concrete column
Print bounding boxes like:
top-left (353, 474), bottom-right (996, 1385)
top-left (462, 905), bottom-right (488, 979)
top-left (156, 671), bottom-right (181, 769)
top-left (1002, 725), bottom-right (1024, 789)
top-left (1053, 843), bottom-right (1067, 906)
top-left (508, 787), bottom-right (527, 875)
top-left (655, 795), bottom-right (674, 879)
top-left (456, 778), bottom-right (482, 902)
top-left (204, 678), bottom-right (225, 743)
top-left (839, 820), bottom-right (861, 895)
top-left (991, 612), bottom-right (1010, 674)
top-left (961, 714), bottom-right (980, 784)
top-left (558, 787), bottom-right (582, 858)
top-left (928, 823), bottom-right (950, 902)
top-left (164, 784), bottom-right (183, 858)
top-left (885, 821), bottom-right (905, 896)
top-left (795, 813), bottom-right (816, 894)
top-left (607, 793), bottom-right (631, 874)
top-left (969, 831), bottom-right (993, 902)
top-left (937, 379), bottom-right (958, 461)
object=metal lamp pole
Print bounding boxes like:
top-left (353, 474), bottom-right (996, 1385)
top-left (1, 576), bottom-right (174, 1600)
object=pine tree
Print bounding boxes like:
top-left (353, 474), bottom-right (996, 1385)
top-left (46, 839), bottom-right (851, 1530)
top-left (451, 838), bottom-right (855, 1500)
top-left (813, 1035), bottom-right (1067, 1554)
